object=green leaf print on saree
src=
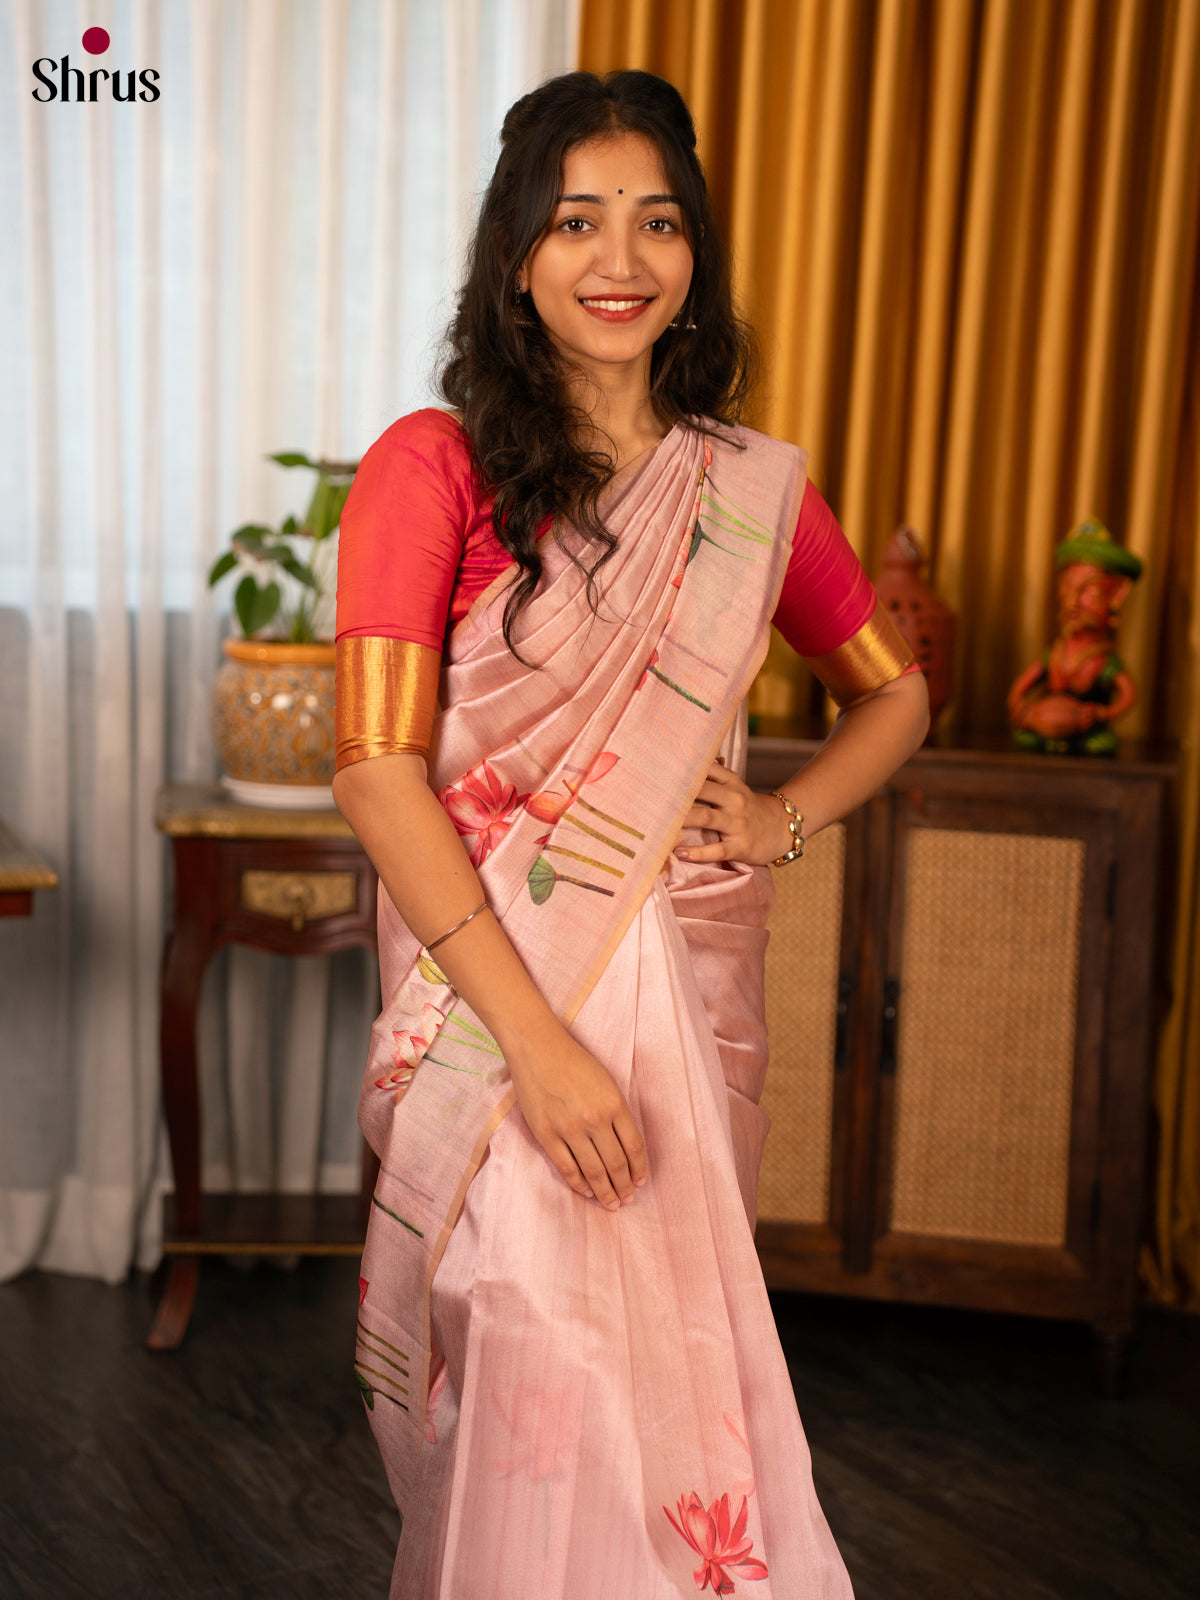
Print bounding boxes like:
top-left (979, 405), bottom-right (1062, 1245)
top-left (524, 751), bottom-right (643, 903)
top-left (526, 853), bottom-right (616, 905)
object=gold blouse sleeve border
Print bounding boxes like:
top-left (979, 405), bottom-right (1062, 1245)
top-left (335, 636), bottom-right (441, 771)
top-left (803, 599), bottom-right (917, 709)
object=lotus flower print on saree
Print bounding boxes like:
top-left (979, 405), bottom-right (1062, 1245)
top-left (665, 1490), bottom-right (769, 1594)
top-left (373, 1001), bottom-right (445, 1098)
top-left (438, 758), bottom-right (530, 867)
top-left (373, 1001), bottom-right (503, 1104)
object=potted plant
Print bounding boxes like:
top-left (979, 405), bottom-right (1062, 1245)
top-left (208, 450), bottom-right (357, 806)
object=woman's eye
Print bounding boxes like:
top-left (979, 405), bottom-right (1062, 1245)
top-left (644, 217), bottom-right (679, 234)
top-left (558, 216), bottom-right (593, 234)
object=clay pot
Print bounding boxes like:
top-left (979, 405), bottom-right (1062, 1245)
top-left (212, 639), bottom-right (336, 804)
top-left (876, 527), bottom-right (956, 729)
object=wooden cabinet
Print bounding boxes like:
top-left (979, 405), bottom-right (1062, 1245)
top-left (746, 739), bottom-right (1171, 1388)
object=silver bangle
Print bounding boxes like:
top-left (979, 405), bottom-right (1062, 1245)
top-left (768, 791), bottom-right (805, 866)
top-left (424, 900), bottom-right (489, 952)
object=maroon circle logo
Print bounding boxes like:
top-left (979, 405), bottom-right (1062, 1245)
top-left (81, 26), bottom-right (110, 54)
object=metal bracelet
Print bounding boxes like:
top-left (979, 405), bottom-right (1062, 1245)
top-left (425, 900), bottom-right (489, 952)
top-left (768, 791), bottom-right (805, 866)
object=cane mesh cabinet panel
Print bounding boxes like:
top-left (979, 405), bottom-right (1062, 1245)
top-left (889, 828), bottom-right (1084, 1248)
top-left (759, 822), bottom-right (846, 1226)
top-left (746, 737), bottom-right (1170, 1382)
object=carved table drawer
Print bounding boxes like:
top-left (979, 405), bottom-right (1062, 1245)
top-left (239, 868), bottom-right (359, 931)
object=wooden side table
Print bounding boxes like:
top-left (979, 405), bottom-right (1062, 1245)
top-left (148, 783), bottom-right (379, 1350)
top-left (0, 819), bottom-right (58, 917)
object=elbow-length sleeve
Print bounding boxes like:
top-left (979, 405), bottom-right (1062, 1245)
top-left (772, 481), bottom-right (918, 707)
top-left (334, 409), bottom-right (472, 770)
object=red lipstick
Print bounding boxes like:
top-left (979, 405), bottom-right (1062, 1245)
top-left (578, 296), bottom-right (655, 323)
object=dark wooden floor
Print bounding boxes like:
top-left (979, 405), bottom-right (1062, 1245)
top-left (1, 1258), bottom-right (1197, 1600)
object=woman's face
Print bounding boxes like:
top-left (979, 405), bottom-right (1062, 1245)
top-left (523, 131), bottom-right (694, 385)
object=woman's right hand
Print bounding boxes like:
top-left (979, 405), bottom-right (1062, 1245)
top-left (505, 1024), bottom-right (648, 1212)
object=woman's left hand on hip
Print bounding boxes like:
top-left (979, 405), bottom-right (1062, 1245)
top-left (673, 759), bottom-right (793, 866)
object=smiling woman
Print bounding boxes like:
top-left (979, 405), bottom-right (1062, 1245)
top-left (333, 69), bottom-right (925, 1598)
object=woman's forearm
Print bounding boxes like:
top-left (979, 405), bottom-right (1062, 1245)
top-left (332, 755), bottom-right (561, 1058)
top-left (775, 669), bottom-right (929, 839)
top-left (333, 753), bottom-right (649, 1209)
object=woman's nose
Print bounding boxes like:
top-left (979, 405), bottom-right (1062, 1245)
top-left (594, 226), bottom-right (642, 282)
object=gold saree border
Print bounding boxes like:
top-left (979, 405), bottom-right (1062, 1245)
top-left (334, 636), bottom-right (441, 770)
top-left (804, 599), bottom-right (916, 708)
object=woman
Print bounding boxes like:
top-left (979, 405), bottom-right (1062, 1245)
top-left (334, 69), bottom-right (927, 1599)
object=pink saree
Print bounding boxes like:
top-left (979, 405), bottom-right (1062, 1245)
top-left (354, 422), bottom-right (854, 1597)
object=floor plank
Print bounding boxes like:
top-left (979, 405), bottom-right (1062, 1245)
top-left (0, 1258), bottom-right (1195, 1598)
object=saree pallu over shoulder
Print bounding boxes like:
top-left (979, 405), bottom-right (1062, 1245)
top-left (354, 424), bottom-right (807, 1525)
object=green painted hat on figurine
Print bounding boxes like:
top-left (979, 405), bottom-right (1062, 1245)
top-left (1054, 517), bottom-right (1143, 580)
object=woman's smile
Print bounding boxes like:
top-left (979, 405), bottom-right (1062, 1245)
top-left (578, 295), bottom-right (656, 321)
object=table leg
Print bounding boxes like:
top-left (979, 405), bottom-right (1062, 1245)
top-left (146, 1257), bottom-right (200, 1351)
top-left (148, 837), bottom-right (218, 1350)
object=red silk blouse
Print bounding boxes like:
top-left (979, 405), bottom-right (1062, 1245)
top-left (334, 409), bottom-right (915, 769)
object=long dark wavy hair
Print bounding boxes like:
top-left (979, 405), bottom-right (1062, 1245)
top-left (438, 69), bottom-right (758, 656)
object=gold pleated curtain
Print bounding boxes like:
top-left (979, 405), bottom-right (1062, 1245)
top-left (580, 0), bottom-right (1200, 1307)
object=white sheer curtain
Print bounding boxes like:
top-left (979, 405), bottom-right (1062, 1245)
top-left (0, 0), bottom-right (580, 1283)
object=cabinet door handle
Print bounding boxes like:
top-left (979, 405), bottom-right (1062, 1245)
top-left (834, 972), bottom-right (855, 1072)
top-left (880, 977), bottom-right (900, 1076)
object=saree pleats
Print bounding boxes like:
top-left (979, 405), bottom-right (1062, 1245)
top-left (406, 856), bottom-right (848, 1598)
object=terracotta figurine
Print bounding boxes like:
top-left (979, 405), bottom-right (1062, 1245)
top-left (876, 525), bottom-right (956, 735)
top-left (1007, 517), bottom-right (1143, 756)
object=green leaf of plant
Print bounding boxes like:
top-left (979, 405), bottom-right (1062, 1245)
top-left (280, 514), bottom-right (298, 535)
top-left (235, 575), bottom-right (281, 637)
top-left (268, 451), bottom-right (314, 469)
top-left (311, 482), bottom-right (352, 541)
top-left (305, 480), bottom-right (333, 541)
top-left (527, 855), bottom-right (557, 906)
top-left (207, 550), bottom-right (238, 586)
top-left (279, 555), bottom-right (318, 588)
top-left (232, 528), bottom-right (268, 556)
top-left (287, 604), bottom-right (317, 644)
